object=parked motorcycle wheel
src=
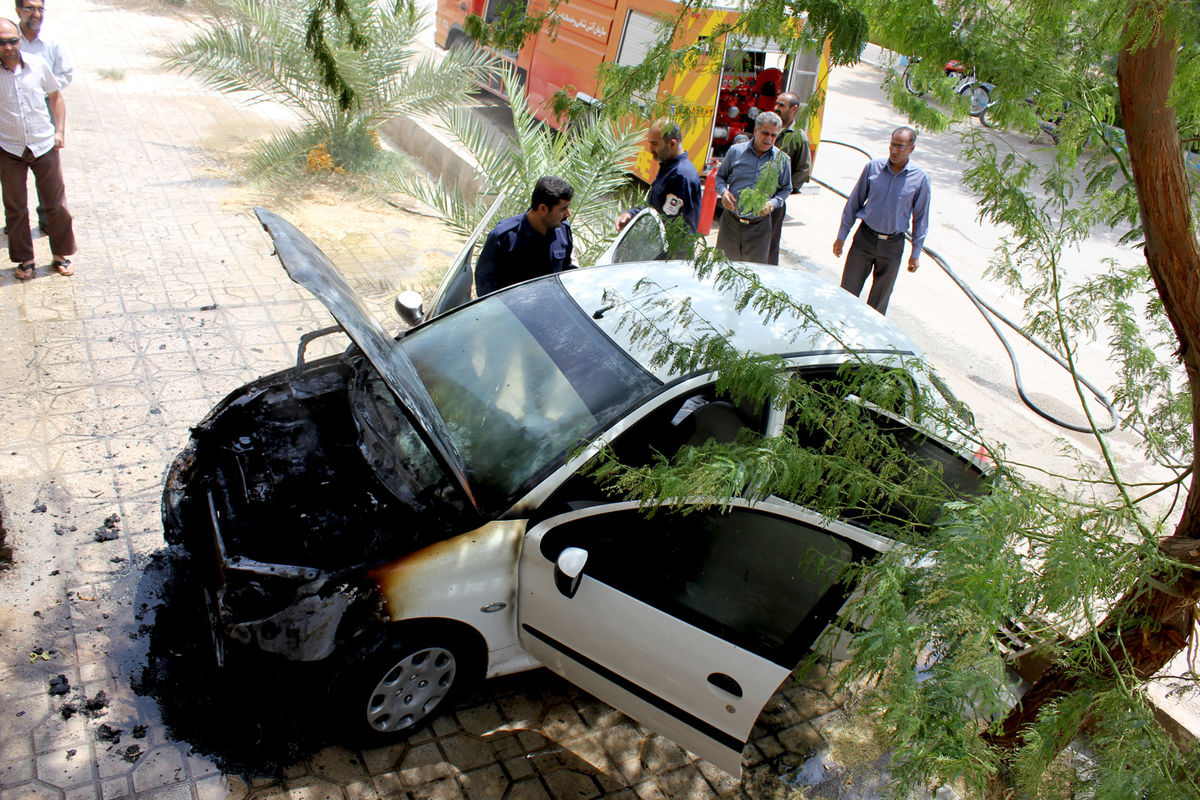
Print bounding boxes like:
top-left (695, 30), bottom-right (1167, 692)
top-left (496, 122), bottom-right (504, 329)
top-left (965, 84), bottom-right (991, 118)
top-left (902, 59), bottom-right (925, 97)
top-left (978, 100), bottom-right (997, 128)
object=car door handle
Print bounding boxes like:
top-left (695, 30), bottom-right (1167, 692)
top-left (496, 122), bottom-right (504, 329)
top-left (707, 672), bottom-right (743, 698)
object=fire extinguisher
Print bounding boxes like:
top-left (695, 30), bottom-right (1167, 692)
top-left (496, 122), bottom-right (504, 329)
top-left (698, 160), bottom-right (720, 235)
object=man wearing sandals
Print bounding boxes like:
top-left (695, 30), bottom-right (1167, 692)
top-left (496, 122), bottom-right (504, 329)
top-left (0, 17), bottom-right (75, 279)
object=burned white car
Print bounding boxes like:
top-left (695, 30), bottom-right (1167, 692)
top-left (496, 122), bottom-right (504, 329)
top-left (162, 209), bottom-right (986, 774)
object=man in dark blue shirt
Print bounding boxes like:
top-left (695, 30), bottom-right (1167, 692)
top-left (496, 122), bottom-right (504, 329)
top-left (714, 111), bottom-right (790, 263)
top-left (617, 118), bottom-right (702, 235)
top-left (475, 176), bottom-right (574, 297)
top-left (833, 127), bottom-right (931, 315)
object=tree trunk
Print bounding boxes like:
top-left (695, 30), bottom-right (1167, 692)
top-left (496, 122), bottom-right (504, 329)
top-left (986, 0), bottom-right (1200, 752)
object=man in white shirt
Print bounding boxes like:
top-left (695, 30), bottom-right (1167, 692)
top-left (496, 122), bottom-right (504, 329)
top-left (0, 18), bottom-right (75, 278)
top-left (17, 0), bottom-right (69, 89)
top-left (17, 0), bottom-right (70, 236)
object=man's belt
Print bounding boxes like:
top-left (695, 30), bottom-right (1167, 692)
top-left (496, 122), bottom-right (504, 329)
top-left (736, 215), bottom-right (768, 225)
top-left (860, 222), bottom-right (901, 239)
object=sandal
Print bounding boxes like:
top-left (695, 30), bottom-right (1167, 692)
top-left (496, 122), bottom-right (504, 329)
top-left (52, 258), bottom-right (73, 276)
top-left (14, 262), bottom-right (34, 280)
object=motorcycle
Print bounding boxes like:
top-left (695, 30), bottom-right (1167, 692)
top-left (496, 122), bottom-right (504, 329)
top-left (901, 56), bottom-right (994, 119)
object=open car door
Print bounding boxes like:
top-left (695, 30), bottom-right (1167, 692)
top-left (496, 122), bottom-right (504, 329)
top-left (425, 193), bottom-right (508, 319)
top-left (517, 498), bottom-right (892, 775)
top-left (594, 207), bottom-right (668, 265)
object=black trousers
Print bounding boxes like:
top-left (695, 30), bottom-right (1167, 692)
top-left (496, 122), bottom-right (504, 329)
top-left (716, 210), bottom-right (771, 263)
top-left (839, 223), bottom-right (905, 314)
top-left (768, 202), bottom-right (800, 265)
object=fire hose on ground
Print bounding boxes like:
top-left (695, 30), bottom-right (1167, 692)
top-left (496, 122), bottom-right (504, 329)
top-left (814, 138), bottom-right (1119, 435)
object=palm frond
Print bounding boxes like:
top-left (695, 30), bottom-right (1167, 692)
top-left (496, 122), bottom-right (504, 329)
top-left (163, 0), bottom-right (488, 177)
top-left (365, 46), bottom-right (501, 127)
top-left (420, 68), bottom-right (642, 259)
top-left (246, 126), bottom-right (328, 180)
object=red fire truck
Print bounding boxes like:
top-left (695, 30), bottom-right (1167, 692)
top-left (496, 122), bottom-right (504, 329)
top-left (435, 0), bottom-right (831, 193)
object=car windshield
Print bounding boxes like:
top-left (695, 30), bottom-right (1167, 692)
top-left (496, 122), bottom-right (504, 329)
top-left (358, 279), bottom-right (661, 513)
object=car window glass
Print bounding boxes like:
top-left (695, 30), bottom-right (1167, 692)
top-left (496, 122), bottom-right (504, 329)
top-left (539, 387), bottom-right (770, 516)
top-left (428, 244), bottom-right (474, 319)
top-left (789, 366), bottom-right (986, 530)
top-left (539, 507), bottom-right (856, 664)
top-left (611, 212), bottom-right (667, 263)
top-left (401, 280), bottom-right (661, 511)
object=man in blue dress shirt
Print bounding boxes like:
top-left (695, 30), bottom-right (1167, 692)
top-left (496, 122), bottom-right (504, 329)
top-left (475, 175), bottom-right (574, 297)
top-left (715, 111), bottom-right (791, 263)
top-left (833, 127), bottom-right (930, 315)
top-left (617, 118), bottom-right (701, 235)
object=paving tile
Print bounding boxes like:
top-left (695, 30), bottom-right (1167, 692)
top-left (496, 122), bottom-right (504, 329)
top-left (342, 778), bottom-right (381, 800)
top-left (396, 742), bottom-right (456, 787)
top-left (637, 736), bottom-right (693, 774)
top-left (64, 784), bottom-right (101, 800)
top-left (360, 743), bottom-right (409, 776)
top-left (776, 723), bottom-right (824, 756)
top-left (694, 762), bottom-right (740, 798)
top-left (0, 758), bottom-right (35, 787)
top-left (283, 775), bottom-right (346, 800)
top-left (459, 765), bottom-right (508, 800)
top-left (408, 776), bottom-right (464, 800)
top-left (502, 757), bottom-right (535, 782)
top-left (308, 746), bottom-right (370, 783)
top-left (35, 745), bottom-right (96, 788)
top-left (129, 745), bottom-right (187, 794)
top-left (195, 774), bottom-right (251, 800)
top-left (453, 705), bottom-right (505, 739)
top-left (504, 778), bottom-right (551, 800)
top-left (540, 768), bottom-right (602, 800)
top-left (652, 766), bottom-right (716, 800)
top-left (0, 780), bottom-right (65, 800)
top-left (100, 776), bottom-right (130, 799)
top-left (630, 780), bottom-right (668, 800)
top-left (438, 735), bottom-right (493, 772)
top-left (370, 772), bottom-right (408, 799)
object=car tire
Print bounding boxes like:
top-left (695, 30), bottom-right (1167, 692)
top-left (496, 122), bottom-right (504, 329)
top-left (331, 627), bottom-right (478, 743)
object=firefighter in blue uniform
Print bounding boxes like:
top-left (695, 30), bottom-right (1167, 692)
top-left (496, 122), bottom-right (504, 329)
top-left (617, 119), bottom-right (702, 235)
top-left (476, 176), bottom-right (574, 297)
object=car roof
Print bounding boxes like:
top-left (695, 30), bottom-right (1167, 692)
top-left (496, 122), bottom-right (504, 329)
top-left (558, 261), bottom-right (924, 380)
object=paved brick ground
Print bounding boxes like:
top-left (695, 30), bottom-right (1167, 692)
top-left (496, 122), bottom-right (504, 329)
top-left (0, 2), bottom-right (897, 799)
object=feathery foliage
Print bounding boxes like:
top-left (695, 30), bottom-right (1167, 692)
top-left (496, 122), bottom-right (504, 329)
top-left (163, 0), bottom-right (498, 179)
top-left (477, 0), bottom-right (1199, 785)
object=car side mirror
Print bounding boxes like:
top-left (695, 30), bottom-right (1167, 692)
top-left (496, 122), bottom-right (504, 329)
top-left (554, 547), bottom-right (589, 599)
top-left (394, 290), bottom-right (425, 327)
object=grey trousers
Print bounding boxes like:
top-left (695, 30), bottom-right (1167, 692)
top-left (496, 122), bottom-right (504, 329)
top-left (716, 210), bottom-right (772, 263)
top-left (840, 223), bottom-right (906, 314)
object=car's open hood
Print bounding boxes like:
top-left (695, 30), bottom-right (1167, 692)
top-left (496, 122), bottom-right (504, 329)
top-left (253, 208), bottom-right (477, 511)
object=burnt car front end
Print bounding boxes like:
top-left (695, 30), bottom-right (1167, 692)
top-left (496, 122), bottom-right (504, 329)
top-left (162, 209), bottom-right (488, 668)
top-left (162, 356), bottom-right (421, 665)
